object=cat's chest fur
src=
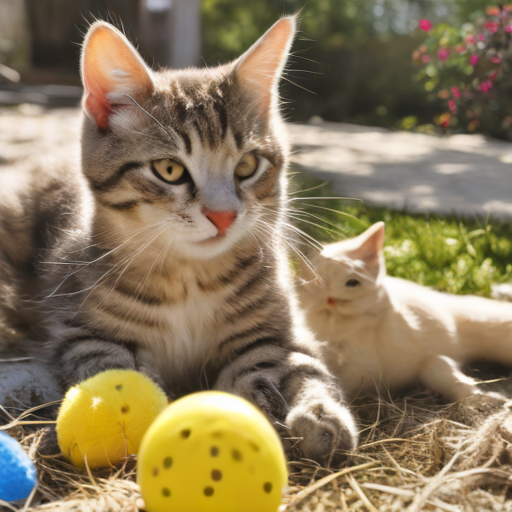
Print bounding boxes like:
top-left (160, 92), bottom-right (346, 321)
top-left (309, 308), bottom-right (395, 391)
top-left (309, 280), bottom-right (460, 393)
top-left (68, 249), bottom-right (264, 389)
top-left (67, 269), bottom-right (201, 364)
top-left (135, 291), bottom-right (225, 384)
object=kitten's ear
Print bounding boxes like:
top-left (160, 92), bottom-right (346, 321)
top-left (347, 222), bottom-right (385, 265)
top-left (81, 21), bottom-right (154, 130)
top-left (234, 16), bottom-right (296, 115)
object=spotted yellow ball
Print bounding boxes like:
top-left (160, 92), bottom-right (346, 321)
top-left (56, 370), bottom-right (168, 469)
top-left (137, 391), bottom-right (288, 512)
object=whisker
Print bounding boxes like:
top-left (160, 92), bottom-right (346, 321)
top-left (288, 196), bottom-right (362, 202)
top-left (271, 207), bottom-right (348, 238)
top-left (287, 202), bottom-right (368, 228)
top-left (122, 93), bottom-right (175, 141)
top-left (86, 224), bottom-right (169, 311)
top-left (253, 220), bottom-right (321, 283)
top-left (45, 221), bottom-right (167, 300)
top-left (131, 228), bottom-right (177, 304)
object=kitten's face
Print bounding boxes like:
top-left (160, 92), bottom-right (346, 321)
top-left (299, 223), bottom-right (386, 316)
top-left (80, 20), bottom-right (293, 259)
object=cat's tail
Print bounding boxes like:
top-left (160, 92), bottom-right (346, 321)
top-left (451, 294), bottom-right (512, 365)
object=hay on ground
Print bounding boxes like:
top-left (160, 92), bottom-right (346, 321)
top-left (2, 387), bottom-right (512, 512)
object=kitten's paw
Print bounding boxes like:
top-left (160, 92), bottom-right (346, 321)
top-left (37, 426), bottom-right (60, 457)
top-left (285, 401), bottom-right (358, 468)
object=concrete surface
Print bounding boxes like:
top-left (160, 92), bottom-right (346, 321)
top-left (289, 120), bottom-right (512, 218)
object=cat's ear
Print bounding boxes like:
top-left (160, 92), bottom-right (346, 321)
top-left (234, 16), bottom-right (296, 115)
top-left (347, 222), bottom-right (385, 266)
top-left (81, 21), bottom-right (154, 130)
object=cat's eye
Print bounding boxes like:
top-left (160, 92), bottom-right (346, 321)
top-left (152, 158), bottom-right (189, 185)
top-left (234, 153), bottom-right (258, 179)
top-left (346, 279), bottom-right (360, 287)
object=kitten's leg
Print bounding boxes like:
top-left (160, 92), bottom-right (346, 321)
top-left (214, 343), bottom-right (358, 468)
top-left (53, 334), bottom-right (138, 387)
top-left (419, 355), bottom-right (479, 401)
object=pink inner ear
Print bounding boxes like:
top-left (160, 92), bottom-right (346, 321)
top-left (82, 70), bottom-right (114, 130)
top-left (81, 23), bottom-right (154, 130)
top-left (346, 225), bottom-right (385, 264)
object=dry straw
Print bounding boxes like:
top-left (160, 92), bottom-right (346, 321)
top-left (2, 389), bottom-right (512, 511)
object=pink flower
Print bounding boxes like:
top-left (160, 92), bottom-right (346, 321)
top-left (419, 19), bottom-right (432, 31)
top-left (448, 100), bottom-right (457, 114)
top-left (438, 48), bottom-right (449, 61)
top-left (478, 33), bottom-right (484, 41)
top-left (451, 86), bottom-right (460, 98)
top-left (484, 21), bottom-right (499, 33)
top-left (491, 55), bottom-right (501, 64)
top-left (456, 44), bottom-right (466, 53)
top-left (465, 34), bottom-right (476, 44)
top-left (479, 80), bottom-right (493, 92)
top-left (421, 54), bottom-right (430, 63)
top-left (470, 55), bottom-right (479, 66)
top-left (489, 70), bottom-right (498, 80)
top-left (506, 25), bottom-right (512, 33)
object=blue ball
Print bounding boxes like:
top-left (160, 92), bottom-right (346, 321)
top-left (0, 431), bottom-right (37, 502)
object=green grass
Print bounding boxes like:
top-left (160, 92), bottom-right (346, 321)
top-left (290, 173), bottom-right (512, 297)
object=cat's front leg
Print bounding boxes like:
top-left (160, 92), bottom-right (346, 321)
top-left (53, 333), bottom-right (138, 387)
top-left (214, 341), bottom-right (358, 468)
top-left (419, 355), bottom-right (479, 401)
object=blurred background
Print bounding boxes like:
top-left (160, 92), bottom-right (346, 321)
top-left (0, 0), bottom-right (500, 129)
top-left (3, 0), bottom-right (512, 302)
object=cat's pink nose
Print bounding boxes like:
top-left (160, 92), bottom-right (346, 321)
top-left (204, 209), bottom-right (237, 235)
top-left (327, 297), bottom-right (335, 306)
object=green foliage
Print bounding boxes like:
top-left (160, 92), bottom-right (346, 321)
top-left (291, 175), bottom-right (512, 297)
top-left (201, 0), bottom-right (498, 129)
top-left (414, 5), bottom-right (512, 139)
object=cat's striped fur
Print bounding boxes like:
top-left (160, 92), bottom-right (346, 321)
top-left (0, 18), bottom-right (357, 465)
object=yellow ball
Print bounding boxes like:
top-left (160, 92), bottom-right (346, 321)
top-left (137, 391), bottom-right (288, 512)
top-left (56, 370), bottom-right (168, 469)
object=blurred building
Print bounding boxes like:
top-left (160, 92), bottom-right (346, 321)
top-left (139, 0), bottom-right (202, 69)
top-left (1, 0), bottom-right (202, 76)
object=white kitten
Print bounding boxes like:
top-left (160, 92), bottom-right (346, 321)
top-left (298, 222), bottom-right (512, 401)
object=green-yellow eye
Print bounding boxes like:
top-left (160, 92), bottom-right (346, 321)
top-left (234, 153), bottom-right (258, 179)
top-left (152, 158), bottom-right (187, 184)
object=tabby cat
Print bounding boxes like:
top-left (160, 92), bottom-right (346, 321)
top-left (0, 18), bottom-right (358, 465)
top-left (298, 222), bottom-right (512, 402)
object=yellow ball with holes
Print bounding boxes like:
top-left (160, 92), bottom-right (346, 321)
top-left (56, 370), bottom-right (168, 469)
top-left (137, 391), bottom-right (288, 512)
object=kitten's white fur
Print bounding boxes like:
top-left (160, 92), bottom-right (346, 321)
top-left (298, 222), bottom-right (512, 401)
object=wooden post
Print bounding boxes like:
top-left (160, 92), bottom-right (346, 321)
top-left (138, 0), bottom-right (201, 69)
top-left (0, 0), bottom-right (31, 71)
top-left (169, 0), bottom-right (201, 69)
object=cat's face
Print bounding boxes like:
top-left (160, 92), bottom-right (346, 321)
top-left (80, 20), bottom-right (294, 260)
top-left (299, 223), bottom-right (386, 316)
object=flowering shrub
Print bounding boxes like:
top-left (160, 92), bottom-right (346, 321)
top-left (414, 6), bottom-right (512, 140)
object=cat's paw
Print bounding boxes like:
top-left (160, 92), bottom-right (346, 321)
top-left (285, 401), bottom-right (358, 468)
top-left (37, 426), bottom-right (60, 457)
